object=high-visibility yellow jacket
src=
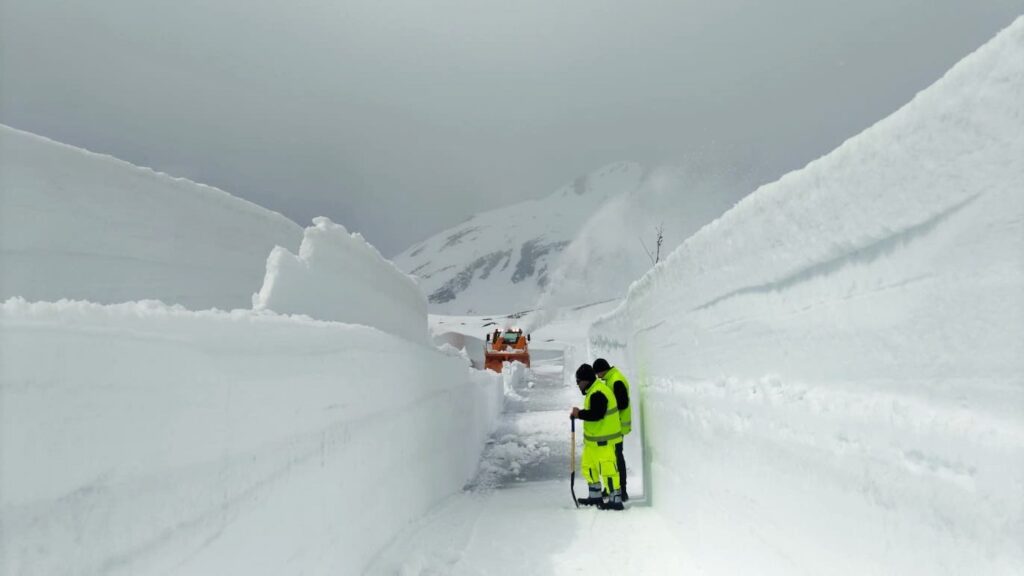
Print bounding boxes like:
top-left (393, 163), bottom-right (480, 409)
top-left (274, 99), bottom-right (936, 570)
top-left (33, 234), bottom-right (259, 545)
top-left (604, 366), bottom-right (632, 435)
top-left (583, 379), bottom-right (623, 446)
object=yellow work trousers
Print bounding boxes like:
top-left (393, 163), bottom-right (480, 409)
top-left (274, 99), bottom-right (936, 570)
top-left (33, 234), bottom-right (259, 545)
top-left (582, 441), bottom-right (620, 493)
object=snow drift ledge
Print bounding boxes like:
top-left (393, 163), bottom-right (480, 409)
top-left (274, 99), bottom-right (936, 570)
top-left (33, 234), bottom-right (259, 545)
top-left (253, 217), bottom-right (429, 343)
top-left (591, 17), bottom-right (1024, 575)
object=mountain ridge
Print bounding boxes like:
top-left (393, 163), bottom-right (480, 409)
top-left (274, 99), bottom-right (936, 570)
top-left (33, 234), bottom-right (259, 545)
top-left (393, 162), bottom-right (647, 314)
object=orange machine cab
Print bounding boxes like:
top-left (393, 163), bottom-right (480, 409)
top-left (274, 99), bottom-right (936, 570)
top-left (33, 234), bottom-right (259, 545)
top-left (484, 329), bottom-right (530, 372)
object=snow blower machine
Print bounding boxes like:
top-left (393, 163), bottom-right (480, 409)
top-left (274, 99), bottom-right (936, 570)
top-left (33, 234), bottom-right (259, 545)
top-left (484, 328), bottom-right (531, 372)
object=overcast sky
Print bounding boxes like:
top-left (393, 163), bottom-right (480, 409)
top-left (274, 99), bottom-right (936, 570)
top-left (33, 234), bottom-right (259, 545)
top-left (2, 1), bottom-right (1021, 254)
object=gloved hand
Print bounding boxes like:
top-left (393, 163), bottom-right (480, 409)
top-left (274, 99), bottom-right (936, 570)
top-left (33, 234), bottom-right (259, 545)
top-left (570, 407), bottom-right (581, 419)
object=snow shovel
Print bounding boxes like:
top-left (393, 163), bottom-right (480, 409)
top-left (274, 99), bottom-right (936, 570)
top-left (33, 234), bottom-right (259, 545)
top-left (570, 416), bottom-right (579, 508)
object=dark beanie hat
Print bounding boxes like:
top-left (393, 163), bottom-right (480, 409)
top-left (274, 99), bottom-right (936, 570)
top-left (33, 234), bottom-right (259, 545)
top-left (575, 363), bottom-right (596, 383)
top-left (592, 358), bottom-right (611, 373)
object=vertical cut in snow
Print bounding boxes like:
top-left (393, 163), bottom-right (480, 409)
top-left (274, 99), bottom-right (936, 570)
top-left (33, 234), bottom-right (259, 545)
top-left (252, 217), bottom-right (429, 342)
top-left (0, 124), bottom-right (302, 310)
top-left (591, 16), bottom-right (1024, 575)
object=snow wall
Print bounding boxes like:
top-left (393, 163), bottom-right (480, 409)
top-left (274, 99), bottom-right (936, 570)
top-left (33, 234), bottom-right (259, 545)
top-left (590, 18), bottom-right (1024, 575)
top-left (432, 331), bottom-right (486, 369)
top-left (253, 217), bottom-right (429, 343)
top-left (0, 299), bottom-right (503, 575)
top-left (0, 124), bottom-right (302, 310)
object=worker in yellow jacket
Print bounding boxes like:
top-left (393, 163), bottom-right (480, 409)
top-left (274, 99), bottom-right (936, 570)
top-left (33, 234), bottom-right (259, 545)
top-left (593, 358), bottom-right (631, 501)
top-left (571, 363), bottom-right (624, 511)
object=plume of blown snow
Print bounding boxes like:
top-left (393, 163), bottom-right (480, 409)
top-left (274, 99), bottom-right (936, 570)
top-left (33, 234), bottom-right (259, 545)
top-left (526, 160), bottom-right (755, 330)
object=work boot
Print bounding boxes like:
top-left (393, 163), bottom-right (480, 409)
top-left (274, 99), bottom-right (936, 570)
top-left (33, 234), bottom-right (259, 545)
top-left (578, 483), bottom-right (604, 507)
top-left (600, 489), bottom-right (625, 511)
top-left (621, 489), bottom-right (629, 502)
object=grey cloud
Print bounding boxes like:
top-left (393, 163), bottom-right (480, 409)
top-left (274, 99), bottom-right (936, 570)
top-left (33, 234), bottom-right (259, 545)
top-left (2, 0), bottom-right (1021, 254)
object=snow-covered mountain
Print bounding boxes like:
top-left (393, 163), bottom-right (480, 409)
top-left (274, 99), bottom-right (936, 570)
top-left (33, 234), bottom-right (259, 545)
top-left (393, 162), bottom-right (646, 314)
top-left (3, 14), bottom-right (1022, 576)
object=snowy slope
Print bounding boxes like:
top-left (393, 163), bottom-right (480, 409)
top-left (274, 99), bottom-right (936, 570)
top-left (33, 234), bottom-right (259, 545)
top-left (0, 299), bottom-right (502, 575)
top-left (591, 17), bottom-right (1024, 575)
top-left (393, 162), bottom-right (646, 315)
top-left (253, 217), bottom-right (428, 342)
top-left (0, 124), bottom-right (302, 310)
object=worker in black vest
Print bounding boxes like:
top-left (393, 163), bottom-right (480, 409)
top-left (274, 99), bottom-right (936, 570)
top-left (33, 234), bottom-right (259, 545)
top-left (593, 358), bottom-right (631, 501)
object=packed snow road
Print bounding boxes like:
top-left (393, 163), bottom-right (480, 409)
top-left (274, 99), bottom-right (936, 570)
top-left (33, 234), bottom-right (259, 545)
top-left (366, 350), bottom-right (687, 575)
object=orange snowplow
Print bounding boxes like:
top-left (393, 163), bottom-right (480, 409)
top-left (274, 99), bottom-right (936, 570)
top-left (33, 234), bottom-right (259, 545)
top-left (484, 328), bottom-right (531, 372)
